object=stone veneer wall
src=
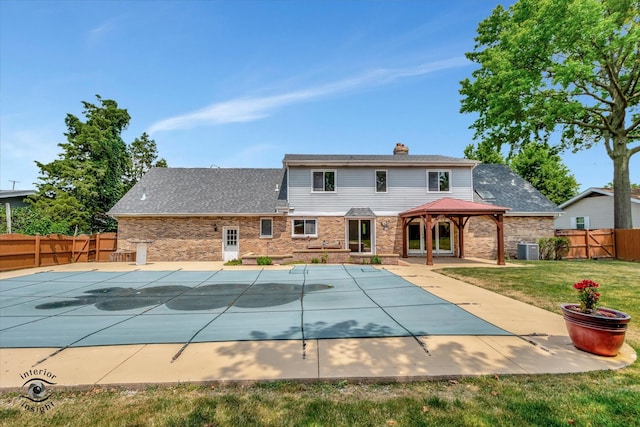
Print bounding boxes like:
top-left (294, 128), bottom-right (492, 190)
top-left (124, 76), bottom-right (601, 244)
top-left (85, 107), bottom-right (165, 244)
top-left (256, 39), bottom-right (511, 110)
top-left (464, 215), bottom-right (556, 260)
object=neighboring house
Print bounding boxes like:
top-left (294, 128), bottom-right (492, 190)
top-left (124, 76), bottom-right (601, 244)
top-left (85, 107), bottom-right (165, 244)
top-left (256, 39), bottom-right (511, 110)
top-left (555, 187), bottom-right (640, 230)
top-left (0, 190), bottom-right (36, 208)
top-left (109, 144), bottom-right (560, 263)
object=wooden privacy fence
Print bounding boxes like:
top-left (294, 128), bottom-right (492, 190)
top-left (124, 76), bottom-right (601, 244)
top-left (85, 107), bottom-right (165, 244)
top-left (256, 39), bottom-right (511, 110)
top-left (615, 229), bottom-right (640, 262)
top-left (0, 232), bottom-right (117, 272)
top-left (556, 228), bottom-right (640, 261)
top-left (555, 229), bottom-right (616, 259)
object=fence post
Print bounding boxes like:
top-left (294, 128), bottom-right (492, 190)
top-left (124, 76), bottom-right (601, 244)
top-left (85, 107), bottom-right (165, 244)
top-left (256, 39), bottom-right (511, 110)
top-left (95, 233), bottom-right (100, 262)
top-left (585, 230), bottom-right (590, 259)
top-left (34, 234), bottom-right (41, 267)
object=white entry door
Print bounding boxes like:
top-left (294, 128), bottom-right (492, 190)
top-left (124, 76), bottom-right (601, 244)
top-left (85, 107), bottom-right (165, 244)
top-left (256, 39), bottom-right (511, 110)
top-left (223, 227), bottom-right (239, 261)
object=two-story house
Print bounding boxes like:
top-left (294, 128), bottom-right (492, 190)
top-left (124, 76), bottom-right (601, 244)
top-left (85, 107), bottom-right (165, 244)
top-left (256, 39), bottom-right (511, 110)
top-left (109, 144), bottom-right (560, 264)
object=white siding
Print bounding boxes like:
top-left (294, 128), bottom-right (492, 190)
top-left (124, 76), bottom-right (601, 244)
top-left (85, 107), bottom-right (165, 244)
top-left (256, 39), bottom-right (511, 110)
top-left (555, 195), bottom-right (613, 229)
top-left (288, 166), bottom-right (474, 215)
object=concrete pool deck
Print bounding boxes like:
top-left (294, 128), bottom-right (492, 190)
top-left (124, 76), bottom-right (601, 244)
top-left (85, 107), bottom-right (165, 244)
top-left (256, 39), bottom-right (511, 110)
top-left (0, 259), bottom-right (636, 388)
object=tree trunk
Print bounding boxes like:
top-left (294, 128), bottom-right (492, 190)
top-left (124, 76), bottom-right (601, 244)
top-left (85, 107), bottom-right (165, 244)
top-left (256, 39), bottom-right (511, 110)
top-left (612, 136), bottom-right (632, 229)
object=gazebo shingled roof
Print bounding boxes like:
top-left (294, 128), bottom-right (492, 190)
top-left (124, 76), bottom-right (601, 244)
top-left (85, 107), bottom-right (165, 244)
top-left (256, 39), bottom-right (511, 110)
top-left (400, 197), bottom-right (511, 265)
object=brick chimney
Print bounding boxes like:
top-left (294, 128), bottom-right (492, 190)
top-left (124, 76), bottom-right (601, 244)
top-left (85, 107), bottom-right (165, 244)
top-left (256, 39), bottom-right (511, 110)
top-left (393, 143), bottom-right (409, 155)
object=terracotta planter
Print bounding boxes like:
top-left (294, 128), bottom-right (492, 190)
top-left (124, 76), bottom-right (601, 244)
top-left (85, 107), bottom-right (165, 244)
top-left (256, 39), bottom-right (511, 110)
top-left (561, 303), bottom-right (631, 357)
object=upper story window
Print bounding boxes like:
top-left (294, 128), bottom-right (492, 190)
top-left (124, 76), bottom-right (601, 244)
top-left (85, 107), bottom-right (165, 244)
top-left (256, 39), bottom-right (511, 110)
top-left (292, 219), bottom-right (317, 237)
top-left (375, 170), bottom-right (387, 193)
top-left (427, 170), bottom-right (450, 192)
top-left (312, 170), bottom-right (336, 192)
top-left (260, 218), bottom-right (273, 238)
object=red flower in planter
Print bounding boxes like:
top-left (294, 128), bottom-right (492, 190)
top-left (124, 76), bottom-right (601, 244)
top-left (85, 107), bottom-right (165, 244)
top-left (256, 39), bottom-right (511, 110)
top-left (573, 279), bottom-right (601, 313)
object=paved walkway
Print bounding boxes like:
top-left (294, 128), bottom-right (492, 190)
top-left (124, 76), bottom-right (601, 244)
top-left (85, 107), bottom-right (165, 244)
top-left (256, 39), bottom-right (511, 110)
top-left (0, 259), bottom-right (636, 388)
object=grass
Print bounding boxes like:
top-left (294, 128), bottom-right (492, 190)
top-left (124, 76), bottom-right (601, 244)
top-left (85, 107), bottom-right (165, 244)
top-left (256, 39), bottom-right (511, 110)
top-left (1, 260), bottom-right (638, 426)
top-left (438, 259), bottom-right (640, 345)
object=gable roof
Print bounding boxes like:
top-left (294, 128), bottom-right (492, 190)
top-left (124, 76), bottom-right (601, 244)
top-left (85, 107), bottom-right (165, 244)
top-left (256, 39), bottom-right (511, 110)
top-left (400, 197), bottom-right (510, 217)
top-left (283, 153), bottom-right (477, 167)
top-left (109, 168), bottom-right (287, 216)
top-left (0, 190), bottom-right (36, 199)
top-left (559, 187), bottom-right (640, 209)
top-left (472, 164), bottom-right (561, 215)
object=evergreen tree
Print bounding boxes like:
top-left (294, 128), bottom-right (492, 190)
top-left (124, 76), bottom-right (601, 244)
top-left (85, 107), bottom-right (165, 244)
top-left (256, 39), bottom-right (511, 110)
top-left (29, 96), bottom-right (149, 233)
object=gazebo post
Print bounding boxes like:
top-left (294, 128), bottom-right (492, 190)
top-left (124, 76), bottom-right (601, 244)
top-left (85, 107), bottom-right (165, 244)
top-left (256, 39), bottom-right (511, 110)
top-left (401, 217), bottom-right (408, 258)
top-left (497, 213), bottom-right (505, 265)
top-left (458, 215), bottom-right (465, 259)
top-left (425, 214), bottom-right (433, 265)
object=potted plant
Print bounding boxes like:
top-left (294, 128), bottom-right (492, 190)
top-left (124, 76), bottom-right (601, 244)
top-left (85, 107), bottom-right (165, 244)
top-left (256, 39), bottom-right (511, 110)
top-left (561, 279), bottom-right (631, 357)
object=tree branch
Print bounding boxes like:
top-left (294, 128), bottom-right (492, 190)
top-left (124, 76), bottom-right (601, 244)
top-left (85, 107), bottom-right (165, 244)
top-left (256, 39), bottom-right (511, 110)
top-left (627, 115), bottom-right (640, 133)
top-left (573, 82), bottom-right (614, 106)
top-left (604, 136), bottom-right (614, 158)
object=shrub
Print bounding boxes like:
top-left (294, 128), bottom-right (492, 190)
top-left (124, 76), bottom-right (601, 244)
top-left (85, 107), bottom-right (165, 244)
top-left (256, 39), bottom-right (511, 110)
top-left (370, 255), bottom-right (382, 264)
top-left (311, 258), bottom-right (320, 264)
top-left (538, 237), bottom-right (570, 260)
top-left (321, 250), bottom-right (329, 264)
top-left (256, 256), bottom-right (272, 266)
top-left (224, 258), bottom-right (242, 266)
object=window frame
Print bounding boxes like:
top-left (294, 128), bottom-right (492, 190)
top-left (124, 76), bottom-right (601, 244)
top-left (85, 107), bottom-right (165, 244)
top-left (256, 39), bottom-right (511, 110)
top-left (426, 170), bottom-right (451, 193)
top-left (260, 217), bottom-right (273, 238)
top-left (375, 170), bottom-right (387, 193)
top-left (292, 218), bottom-right (318, 238)
top-left (311, 170), bottom-right (337, 193)
top-left (574, 216), bottom-right (589, 230)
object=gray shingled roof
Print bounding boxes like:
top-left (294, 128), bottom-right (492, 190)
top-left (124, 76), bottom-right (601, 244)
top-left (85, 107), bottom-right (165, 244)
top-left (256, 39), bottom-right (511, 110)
top-left (109, 168), bottom-right (287, 216)
top-left (283, 153), bottom-right (477, 166)
top-left (473, 164), bottom-right (561, 214)
top-left (345, 207), bottom-right (376, 217)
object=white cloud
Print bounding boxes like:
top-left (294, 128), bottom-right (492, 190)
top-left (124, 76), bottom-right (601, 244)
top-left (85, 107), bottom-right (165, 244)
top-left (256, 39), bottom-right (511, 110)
top-left (147, 57), bottom-right (468, 134)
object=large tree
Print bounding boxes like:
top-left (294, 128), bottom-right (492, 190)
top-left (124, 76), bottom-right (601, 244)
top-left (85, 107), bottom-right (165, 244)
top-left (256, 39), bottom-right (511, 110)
top-left (29, 96), bottom-right (166, 233)
top-left (460, 0), bottom-right (640, 228)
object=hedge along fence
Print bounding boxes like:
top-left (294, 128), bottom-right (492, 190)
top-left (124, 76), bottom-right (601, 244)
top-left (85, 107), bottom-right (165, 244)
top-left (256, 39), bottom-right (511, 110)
top-left (0, 232), bottom-right (117, 272)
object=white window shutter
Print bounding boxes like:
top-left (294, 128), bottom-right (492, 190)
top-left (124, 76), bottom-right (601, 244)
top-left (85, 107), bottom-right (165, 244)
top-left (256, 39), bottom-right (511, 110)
top-left (584, 216), bottom-right (590, 229)
top-left (570, 217), bottom-right (576, 228)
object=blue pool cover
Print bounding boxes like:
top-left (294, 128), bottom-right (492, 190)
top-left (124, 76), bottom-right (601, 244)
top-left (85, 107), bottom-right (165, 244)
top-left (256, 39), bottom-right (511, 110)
top-left (0, 265), bottom-right (511, 348)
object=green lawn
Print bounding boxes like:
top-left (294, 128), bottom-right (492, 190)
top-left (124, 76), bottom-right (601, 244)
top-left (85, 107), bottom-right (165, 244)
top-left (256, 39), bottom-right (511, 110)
top-left (1, 260), bottom-right (638, 426)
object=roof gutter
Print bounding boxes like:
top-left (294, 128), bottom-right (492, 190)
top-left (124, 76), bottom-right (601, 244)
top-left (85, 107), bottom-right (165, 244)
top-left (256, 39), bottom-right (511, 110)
top-left (283, 160), bottom-right (478, 168)
top-left (110, 212), bottom-right (287, 218)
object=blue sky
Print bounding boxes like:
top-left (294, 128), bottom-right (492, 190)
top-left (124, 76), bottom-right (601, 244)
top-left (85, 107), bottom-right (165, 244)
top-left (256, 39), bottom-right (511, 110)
top-left (1, 0), bottom-right (637, 192)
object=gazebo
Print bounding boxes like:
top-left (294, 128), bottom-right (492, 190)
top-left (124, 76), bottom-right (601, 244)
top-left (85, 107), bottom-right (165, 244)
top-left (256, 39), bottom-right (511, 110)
top-left (399, 197), bottom-right (510, 265)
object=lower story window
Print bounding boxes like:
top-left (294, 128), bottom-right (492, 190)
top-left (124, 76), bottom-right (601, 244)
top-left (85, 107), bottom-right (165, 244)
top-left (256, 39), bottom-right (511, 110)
top-left (293, 219), bottom-right (317, 237)
top-left (260, 218), bottom-right (273, 237)
top-left (574, 216), bottom-right (589, 230)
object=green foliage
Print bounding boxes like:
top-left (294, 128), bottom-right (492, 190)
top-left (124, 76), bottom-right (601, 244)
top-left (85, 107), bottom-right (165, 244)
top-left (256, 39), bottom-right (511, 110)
top-left (370, 255), bottom-right (382, 264)
top-left (28, 96), bottom-right (167, 234)
top-left (0, 205), bottom-right (72, 235)
top-left (463, 140), bottom-right (506, 164)
top-left (311, 257), bottom-right (320, 264)
top-left (538, 237), bottom-right (570, 260)
top-left (256, 256), bottom-right (273, 265)
top-left (510, 142), bottom-right (580, 205)
top-left (460, 0), bottom-right (640, 229)
top-left (125, 132), bottom-right (168, 192)
top-left (223, 258), bottom-right (242, 266)
top-left (321, 250), bottom-right (329, 264)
